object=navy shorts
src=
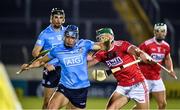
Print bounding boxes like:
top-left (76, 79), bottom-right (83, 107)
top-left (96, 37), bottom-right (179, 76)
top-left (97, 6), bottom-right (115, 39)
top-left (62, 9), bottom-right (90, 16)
top-left (57, 84), bottom-right (88, 109)
top-left (42, 66), bottom-right (61, 88)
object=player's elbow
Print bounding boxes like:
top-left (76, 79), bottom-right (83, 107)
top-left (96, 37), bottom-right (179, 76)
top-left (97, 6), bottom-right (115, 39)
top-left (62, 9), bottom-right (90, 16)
top-left (32, 50), bottom-right (39, 57)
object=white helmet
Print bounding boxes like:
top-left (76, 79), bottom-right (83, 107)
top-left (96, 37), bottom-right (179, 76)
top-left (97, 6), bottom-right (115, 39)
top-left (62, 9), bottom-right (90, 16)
top-left (154, 23), bottom-right (167, 33)
top-left (154, 23), bottom-right (167, 42)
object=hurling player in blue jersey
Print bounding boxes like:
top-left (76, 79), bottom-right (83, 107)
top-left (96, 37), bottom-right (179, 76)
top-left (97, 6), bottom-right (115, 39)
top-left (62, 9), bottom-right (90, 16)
top-left (32, 8), bottom-right (66, 109)
top-left (21, 25), bottom-right (104, 109)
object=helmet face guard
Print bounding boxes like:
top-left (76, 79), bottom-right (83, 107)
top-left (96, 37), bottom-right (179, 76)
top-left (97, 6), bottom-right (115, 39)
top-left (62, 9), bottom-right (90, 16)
top-left (65, 31), bottom-right (78, 39)
top-left (96, 28), bottom-right (114, 42)
top-left (154, 23), bottom-right (167, 41)
top-left (65, 25), bottom-right (79, 39)
top-left (154, 23), bottom-right (167, 32)
top-left (50, 8), bottom-right (65, 27)
top-left (64, 25), bottom-right (79, 48)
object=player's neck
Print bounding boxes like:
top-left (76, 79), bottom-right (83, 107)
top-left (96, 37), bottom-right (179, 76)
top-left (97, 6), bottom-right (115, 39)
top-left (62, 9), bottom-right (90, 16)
top-left (108, 43), bottom-right (114, 51)
top-left (54, 28), bottom-right (60, 32)
top-left (51, 25), bottom-right (61, 32)
top-left (154, 37), bottom-right (163, 44)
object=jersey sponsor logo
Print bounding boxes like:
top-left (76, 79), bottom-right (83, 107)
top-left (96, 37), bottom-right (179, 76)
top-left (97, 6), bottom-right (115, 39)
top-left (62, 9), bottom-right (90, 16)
top-left (63, 55), bottom-right (83, 67)
top-left (151, 53), bottom-right (165, 62)
top-left (105, 57), bottom-right (123, 67)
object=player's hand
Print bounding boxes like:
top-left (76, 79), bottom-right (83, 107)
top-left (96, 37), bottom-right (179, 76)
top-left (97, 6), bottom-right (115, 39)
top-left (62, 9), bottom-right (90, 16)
top-left (97, 35), bottom-right (111, 51)
top-left (169, 70), bottom-right (177, 79)
top-left (98, 40), bottom-right (111, 51)
top-left (20, 64), bottom-right (30, 70)
top-left (44, 64), bottom-right (55, 71)
top-left (92, 69), bottom-right (108, 81)
top-left (140, 52), bottom-right (155, 64)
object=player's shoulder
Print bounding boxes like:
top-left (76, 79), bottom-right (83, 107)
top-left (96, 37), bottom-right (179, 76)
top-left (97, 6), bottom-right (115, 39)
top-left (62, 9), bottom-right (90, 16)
top-left (144, 38), bottom-right (154, 45)
top-left (114, 40), bottom-right (130, 46)
top-left (95, 49), bottom-right (105, 56)
top-left (77, 39), bottom-right (93, 45)
top-left (162, 40), bottom-right (170, 47)
top-left (51, 43), bottom-right (64, 52)
top-left (39, 25), bottom-right (52, 36)
top-left (79, 39), bottom-right (93, 42)
top-left (62, 25), bottom-right (67, 31)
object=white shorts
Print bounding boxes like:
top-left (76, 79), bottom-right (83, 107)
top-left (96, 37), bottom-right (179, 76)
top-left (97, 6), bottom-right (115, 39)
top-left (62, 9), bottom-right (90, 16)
top-left (146, 78), bottom-right (165, 92)
top-left (114, 81), bottom-right (149, 103)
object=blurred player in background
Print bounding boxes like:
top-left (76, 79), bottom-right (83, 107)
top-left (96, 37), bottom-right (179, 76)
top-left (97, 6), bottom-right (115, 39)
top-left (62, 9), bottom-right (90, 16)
top-left (32, 8), bottom-right (66, 109)
top-left (138, 23), bottom-right (176, 109)
top-left (88, 28), bottom-right (153, 110)
top-left (21, 25), bottom-right (104, 109)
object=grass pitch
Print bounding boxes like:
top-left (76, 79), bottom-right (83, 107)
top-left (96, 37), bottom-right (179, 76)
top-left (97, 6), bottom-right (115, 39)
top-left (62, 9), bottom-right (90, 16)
top-left (20, 97), bottom-right (180, 109)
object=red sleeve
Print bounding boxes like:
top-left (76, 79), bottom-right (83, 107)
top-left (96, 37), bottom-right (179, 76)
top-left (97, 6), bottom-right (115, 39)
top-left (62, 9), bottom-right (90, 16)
top-left (139, 42), bottom-right (147, 52)
top-left (119, 41), bottom-right (132, 52)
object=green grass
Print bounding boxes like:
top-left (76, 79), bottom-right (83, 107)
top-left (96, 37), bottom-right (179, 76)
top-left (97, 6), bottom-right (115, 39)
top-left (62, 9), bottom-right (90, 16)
top-left (19, 97), bottom-right (180, 109)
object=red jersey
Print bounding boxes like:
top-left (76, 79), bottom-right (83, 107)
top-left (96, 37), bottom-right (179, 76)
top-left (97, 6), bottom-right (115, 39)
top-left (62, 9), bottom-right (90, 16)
top-left (139, 37), bottom-right (170, 80)
top-left (94, 40), bottom-right (145, 86)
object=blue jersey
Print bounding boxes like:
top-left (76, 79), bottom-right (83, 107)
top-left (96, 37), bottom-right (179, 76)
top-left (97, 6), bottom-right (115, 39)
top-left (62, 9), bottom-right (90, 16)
top-left (35, 25), bottom-right (66, 50)
top-left (47, 39), bottom-right (95, 89)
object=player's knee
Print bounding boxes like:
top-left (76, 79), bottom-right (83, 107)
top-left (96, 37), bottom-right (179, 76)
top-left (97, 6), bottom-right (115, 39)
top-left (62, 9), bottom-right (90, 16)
top-left (158, 100), bottom-right (167, 108)
top-left (106, 103), bottom-right (119, 110)
top-left (106, 105), bottom-right (115, 110)
top-left (47, 102), bottom-right (54, 109)
top-left (42, 97), bottom-right (50, 109)
top-left (42, 101), bottom-right (48, 109)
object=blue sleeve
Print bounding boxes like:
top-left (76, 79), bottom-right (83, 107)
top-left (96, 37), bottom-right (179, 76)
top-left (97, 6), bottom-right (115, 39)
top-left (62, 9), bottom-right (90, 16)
top-left (47, 58), bottom-right (59, 65)
top-left (84, 40), bottom-right (95, 51)
top-left (47, 48), bottom-right (56, 59)
top-left (35, 32), bottom-right (45, 47)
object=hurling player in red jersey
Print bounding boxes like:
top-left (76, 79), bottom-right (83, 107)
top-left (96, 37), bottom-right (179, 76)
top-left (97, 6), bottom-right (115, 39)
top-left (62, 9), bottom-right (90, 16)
top-left (88, 28), bottom-right (154, 110)
top-left (139, 23), bottom-right (176, 109)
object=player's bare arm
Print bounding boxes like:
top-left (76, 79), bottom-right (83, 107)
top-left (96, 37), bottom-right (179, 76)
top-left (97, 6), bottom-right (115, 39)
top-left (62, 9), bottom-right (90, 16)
top-left (32, 45), bottom-right (43, 57)
top-left (32, 45), bottom-right (56, 72)
top-left (21, 55), bottom-right (51, 70)
top-left (88, 41), bottom-right (111, 67)
top-left (88, 40), bottom-right (112, 67)
top-left (164, 53), bottom-right (177, 78)
top-left (87, 58), bottom-right (99, 68)
top-left (93, 40), bottom-right (111, 51)
top-left (127, 45), bottom-right (153, 63)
